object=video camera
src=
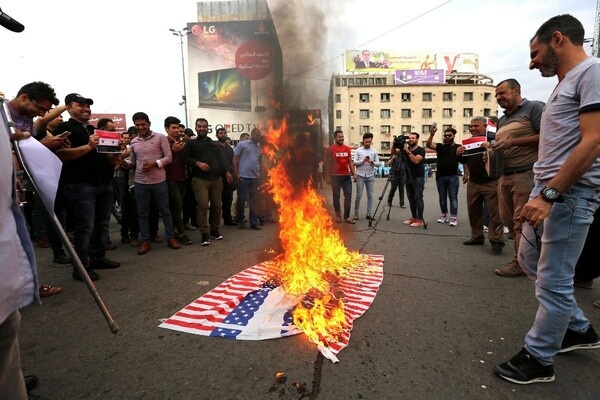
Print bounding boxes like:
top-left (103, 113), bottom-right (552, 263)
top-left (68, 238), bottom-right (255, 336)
top-left (392, 135), bottom-right (409, 149)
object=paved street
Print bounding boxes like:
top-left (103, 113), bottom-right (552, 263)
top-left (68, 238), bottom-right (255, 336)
top-left (21, 178), bottom-right (600, 399)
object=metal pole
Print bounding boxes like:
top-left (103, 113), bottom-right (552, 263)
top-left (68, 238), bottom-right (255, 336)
top-left (179, 33), bottom-right (188, 127)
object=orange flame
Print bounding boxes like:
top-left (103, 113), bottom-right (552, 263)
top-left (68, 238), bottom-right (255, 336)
top-left (307, 114), bottom-right (316, 126)
top-left (263, 118), bottom-right (361, 347)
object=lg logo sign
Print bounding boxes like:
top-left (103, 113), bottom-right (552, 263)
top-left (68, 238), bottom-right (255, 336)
top-left (191, 25), bottom-right (216, 35)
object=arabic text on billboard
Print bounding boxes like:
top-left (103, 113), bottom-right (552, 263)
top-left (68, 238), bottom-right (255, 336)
top-left (345, 51), bottom-right (479, 74)
top-left (395, 69), bottom-right (446, 85)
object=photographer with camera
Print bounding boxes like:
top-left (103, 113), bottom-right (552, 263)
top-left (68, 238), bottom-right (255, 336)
top-left (400, 132), bottom-right (426, 227)
top-left (386, 136), bottom-right (406, 209)
top-left (426, 125), bottom-right (461, 227)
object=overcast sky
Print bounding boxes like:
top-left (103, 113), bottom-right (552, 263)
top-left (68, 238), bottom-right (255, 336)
top-left (0, 0), bottom-right (596, 132)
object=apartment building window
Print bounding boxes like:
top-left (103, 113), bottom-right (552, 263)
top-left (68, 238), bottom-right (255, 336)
top-left (401, 109), bottom-right (411, 118)
top-left (342, 78), bottom-right (347, 86)
top-left (381, 141), bottom-right (391, 150)
top-left (335, 94), bottom-right (341, 103)
top-left (381, 109), bottom-right (391, 118)
top-left (348, 78), bottom-right (354, 86)
top-left (368, 78), bottom-right (374, 85)
top-left (335, 126), bottom-right (342, 132)
top-left (443, 108), bottom-right (453, 118)
top-left (360, 125), bottom-right (370, 134)
top-left (463, 108), bottom-right (473, 117)
top-left (355, 79), bottom-right (362, 86)
top-left (359, 109), bottom-right (370, 119)
top-left (335, 110), bottom-right (342, 119)
top-left (359, 93), bottom-right (369, 102)
top-left (380, 93), bottom-right (390, 102)
top-left (401, 125), bottom-right (411, 133)
top-left (483, 108), bottom-right (491, 117)
top-left (422, 92), bottom-right (432, 102)
top-left (335, 78), bottom-right (341, 87)
top-left (463, 124), bottom-right (470, 133)
top-left (422, 125), bottom-right (432, 135)
top-left (401, 93), bottom-right (411, 102)
top-left (381, 125), bottom-right (391, 134)
top-left (422, 108), bottom-right (433, 118)
top-left (443, 92), bottom-right (453, 101)
top-left (484, 92), bottom-right (492, 101)
top-left (464, 92), bottom-right (474, 101)
top-left (376, 77), bottom-right (386, 85)
top-left (443, 124), bottom-right (453, 131)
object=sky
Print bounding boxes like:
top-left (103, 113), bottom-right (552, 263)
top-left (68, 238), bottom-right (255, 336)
top-left (0, 0), bottom-right (596, 132)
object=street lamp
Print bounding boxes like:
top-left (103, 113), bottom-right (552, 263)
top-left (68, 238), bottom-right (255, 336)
top-left (169, 27), bottom-right (191, 127)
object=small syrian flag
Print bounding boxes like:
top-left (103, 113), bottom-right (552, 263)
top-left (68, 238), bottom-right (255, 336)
top-left (462, 136), bottom-right (486, 156)
top-left (486, 118), bottom-right (496, 141)
top-left (96, 130), bottom-right (121, 153)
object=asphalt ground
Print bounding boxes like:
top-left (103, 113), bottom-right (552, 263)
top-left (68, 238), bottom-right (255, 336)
top-left (20, 177), bottom-right (600, 399)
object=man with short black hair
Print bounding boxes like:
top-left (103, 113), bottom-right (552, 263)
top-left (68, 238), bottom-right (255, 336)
top-left (427, 126), bottom-right (460, 226)
top-left (55, 93), bottom-right (121, 281)
top-left (216, 127), bottom-right (236, 226)
top-left (401, 132), bottom-right (426, 227)
top-left (128, 112), bottom-right (180, 255)
top-left (495, 14), bottom-right (600, 385)
top-left (353, 132), bottom-right (380, 220)
top-left (234, 128), bottom-right (263, 230)
top-left (326, 130), bottom-right (357, 224)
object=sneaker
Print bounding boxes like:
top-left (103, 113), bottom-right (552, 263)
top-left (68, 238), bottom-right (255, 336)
top-left (201, 233), bottom-right (210, 246)
top-left (495, 260), bottom-right (526, 277)
top-left (183, 223), bottom-right (197, 231)
top-left (89, 257), bottom-right (121, 269)
top-left (52, 253), bottom-right (71, 265)
top-left (403, 218), bottom-right (416, 225)
top-left (210, 230), bottom-right (224, 240)
top-left (437, 214), bottom-right (447, 223)
top-left (491, 242), bottom-right (504, 255)
top-left (449, 216), bottom-right (458, 227)
top-left (177, 234), bottom-right (193, 245)
top-left (483, 225), bottom-right (489, 232)
top-left (400, 204), bottom-right (406, 208)
top-left (495, 348), bottom-right (555, 384)
top-left (559, 325), bottom-right (600, 353)
top-left (410, 220), bottom-right (424, 227)
top-left (250, 224), bottom-right (263, 231)
top-left (239, 221), bottom-right (248, 229)
top-left (366, 214), bottom-right (372, 220)
top-left (503, 226), bottom-right (509, 234)
top-left (463, 237), bottom-right (485, 245)
top-left (353, 212), bottom-right (359, 220)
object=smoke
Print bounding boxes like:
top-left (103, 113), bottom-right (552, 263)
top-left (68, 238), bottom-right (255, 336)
top-left (269, 0), bottom-right (356, 111)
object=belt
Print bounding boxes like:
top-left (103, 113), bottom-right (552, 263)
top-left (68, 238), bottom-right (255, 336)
top-left (503, 166), bottom-right (532, 176)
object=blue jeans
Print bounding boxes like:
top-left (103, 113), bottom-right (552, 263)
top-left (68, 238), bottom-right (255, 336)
top-left (519, 182), bottom-right (600, 365)
top-left (135, 182), bottom-right (175, 241)
top-left (236, 177), bottom-right (260, 226)
top-left (354, 175), bottom-right (375, 215)
top-left (405, 176), bottom-right (425, 220)
top-left (63, 181), bottom-right (113, 265)
top-left (331, 175), bottom-right (352, 218)
top-left (436, 175), bottom-right (459, 216)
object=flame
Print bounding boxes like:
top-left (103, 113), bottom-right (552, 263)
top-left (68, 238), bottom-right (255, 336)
top-left (307, 114), bottom-right (316, 126)
top-left (263, 118), bottom-right (361, 348)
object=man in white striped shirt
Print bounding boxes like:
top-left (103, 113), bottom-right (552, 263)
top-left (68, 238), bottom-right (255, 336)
top-left (353, 133), bottom-right (381, 220)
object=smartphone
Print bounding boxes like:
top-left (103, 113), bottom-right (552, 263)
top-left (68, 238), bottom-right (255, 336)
top-left (58, 131), bottom-right (72, 138)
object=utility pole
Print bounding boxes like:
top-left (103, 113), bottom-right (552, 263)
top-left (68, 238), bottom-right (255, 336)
top-left (169, 27), bottom-right (190, 127)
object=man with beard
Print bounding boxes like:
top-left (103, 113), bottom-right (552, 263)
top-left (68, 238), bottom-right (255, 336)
top-left (494, 14), bottom-right (600, 385)
top-left (325, 129), bottom-right (357, 224)
top-left (183, 118), bottom-right (232, 245)
top-left (353, 132), bottom-right (381, 221)
top-left (427, 126), bottom-right (461, 226)
top-left (55, 94), bottom-right (121, 281)
top-left (490, 79), bottom-right (544, 277)
top-left (400, 132), bottom-right (426, 227)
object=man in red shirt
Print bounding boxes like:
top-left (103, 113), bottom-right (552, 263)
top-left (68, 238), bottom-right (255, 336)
top-left (325, 130), bottom-right (357, 223)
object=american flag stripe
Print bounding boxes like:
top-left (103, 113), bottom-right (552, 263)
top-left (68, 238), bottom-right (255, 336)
top-left (159, 254), bottom-right (384, 363)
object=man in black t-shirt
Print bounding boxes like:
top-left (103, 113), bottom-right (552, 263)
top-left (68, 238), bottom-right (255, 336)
top-left (426, 126), bottom-right (461, 226)
top-left (400, 132), bottom-right (426, 227)
top-left (55, 93), bottom-right (121, 281)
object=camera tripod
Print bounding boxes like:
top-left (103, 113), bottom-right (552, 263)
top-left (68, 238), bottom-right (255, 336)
top-left (369, 147), bottom-right (428, 229)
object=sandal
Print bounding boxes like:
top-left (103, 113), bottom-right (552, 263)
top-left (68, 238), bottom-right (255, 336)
top-left (39, 284), bottom-right (63, 298)
top-left (345, 218), bottom-right (356, 224)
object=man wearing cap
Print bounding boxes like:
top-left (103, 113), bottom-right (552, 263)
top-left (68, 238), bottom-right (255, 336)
top-left (55, 93), bottom-right (121, 281)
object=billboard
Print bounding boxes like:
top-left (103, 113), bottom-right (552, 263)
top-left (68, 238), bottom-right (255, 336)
top-left (187, 19), bottom-right (283, 135)
top-left (395, 69), bottom-right (446, 85)
top-left (346, 50), bottom-right (436, 72)
top-left (345, 51), bottom-right (479, 74)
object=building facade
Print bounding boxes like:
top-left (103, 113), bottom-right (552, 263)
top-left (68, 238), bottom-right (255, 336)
top-left (328, 72), bottom-right (498, 158)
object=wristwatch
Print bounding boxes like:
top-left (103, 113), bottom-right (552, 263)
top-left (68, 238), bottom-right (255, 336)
top-left (540, 187), bottom-right (564, 203)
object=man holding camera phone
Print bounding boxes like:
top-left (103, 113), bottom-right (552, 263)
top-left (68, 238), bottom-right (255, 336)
top-left (399, 132), bottom-right (426, 227)
top-left (353, 132), bottom-right (380, 220)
